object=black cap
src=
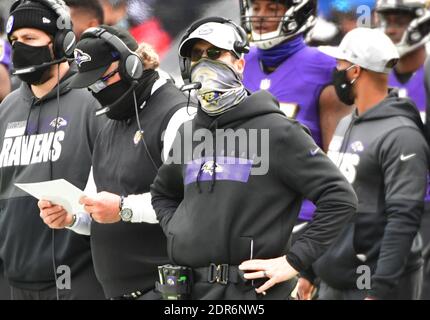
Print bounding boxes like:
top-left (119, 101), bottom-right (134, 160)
top-left (69, 25), bottom-right (138, 88)
top-left (7, 1), bottom-right (60, 42)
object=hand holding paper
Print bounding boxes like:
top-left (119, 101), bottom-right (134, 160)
top-left (16, 179), bottom-right (123, 225)
top-left (15, 179), bottom-right (85, 215)
top-left (38, 200), bottom-right (73, 229)
top-left (80, 192), bottom-right (122, 224)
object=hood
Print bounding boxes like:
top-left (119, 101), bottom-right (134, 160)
top-left (356, 89), bottom-right (425, 132)
top-left (194, 90), bottom-right (285, 130)
top-left (19, 62), bottom-right (77, 104)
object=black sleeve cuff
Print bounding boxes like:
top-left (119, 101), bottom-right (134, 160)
top-left (286, 252), bottom-right (305, 273)
top-left (299, 267), bottom-right (317, 285)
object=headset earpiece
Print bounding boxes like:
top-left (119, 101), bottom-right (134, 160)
top-left (179, 55), bottom-right (192, 84)
top-left (37, 0), bottom-right (76, 59)
top-left (54, 29), bottom-right (76, 59)
top-left (232, 22), bottom-right (250, 54)
top-left (81, 27), bottom-right (145, 83)
top-left (123, 54), bottom-right (144, 81)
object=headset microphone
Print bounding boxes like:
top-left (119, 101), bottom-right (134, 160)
top-left (180, 82), bottom-right (201, 117)
top-left (12, 57), bottom-right (68, 75)
top-left (95, 106), bottom-right (110, 117)
top-left (181, 82), bottom-right (202, 92)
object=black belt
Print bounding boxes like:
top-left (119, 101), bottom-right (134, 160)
top-left (193, 263), bottom-right (243, 285)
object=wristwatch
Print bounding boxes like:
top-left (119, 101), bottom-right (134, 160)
top-left (119, 195), bottom-right (133, 222)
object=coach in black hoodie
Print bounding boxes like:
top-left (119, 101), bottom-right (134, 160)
top-left (307, 28), bottom-right (429, 300)
top-left (0, 0), bottom-right (104, 299)
top-left (150, 18), bottom-right (357, 300)
top-left (39, 25), bottom-right (196, 299)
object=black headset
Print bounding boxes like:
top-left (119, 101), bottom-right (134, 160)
top-left (9, 0), bottom-right (76, 59)
top-left (81, 27), bottom-right (145, 83)
top-left (179, 16), bottom-right (250, 83)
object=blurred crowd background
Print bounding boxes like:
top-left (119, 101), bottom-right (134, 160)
top-left (0, 0), bottom-right (387, 80)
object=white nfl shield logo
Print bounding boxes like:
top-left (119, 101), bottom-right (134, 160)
top-left (260, 79), bottom-right (271, 90)
top-left (6, 16), bottom-right (14, 34)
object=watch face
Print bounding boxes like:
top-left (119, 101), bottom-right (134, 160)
top-left (120, 208), bottom-right (133, 221)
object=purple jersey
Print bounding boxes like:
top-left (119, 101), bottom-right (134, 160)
top-left (244, 45), bottom-right (335, 147)
top-left (244, 45), bottom-right (336, 221)
top-left (0, 39), bottom-right (11, 70)
top-left (389, 66), bottom-right (430, 202)
top-left (388, 66), bottom-right (426, 119)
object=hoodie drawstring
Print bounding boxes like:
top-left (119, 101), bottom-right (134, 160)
top-left (23, 97), bottom-right (36, 136)
top-left (337, 114), bottom-right (356, 168)
top-left (209, 120), bottom-right (218, 193)
top-left (195, 119), bottom-right (219, 193)
top-left (196, 162), bottom-right (204, 194)
top-left (35, 103), bottom-right (42, 135)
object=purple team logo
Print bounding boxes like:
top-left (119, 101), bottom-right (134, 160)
top-left (50, 117), bottom-right (68, 129)
top-left (185, 157), bottom-right (253, 185)
top-left (74, 49), bottom-right (92, 67)
top-left (351, 141), bottom-right (364, 153)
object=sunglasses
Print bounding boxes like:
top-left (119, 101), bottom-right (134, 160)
top-left (88, 68), bottom-right (119, 93)
top-left (190, 46), bottom-right (229, 62)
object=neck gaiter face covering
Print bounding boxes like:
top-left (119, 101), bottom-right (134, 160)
top-left (257, 36), bottom-right (306, 69)
top-left (191, 58), bottom-right (247, 116)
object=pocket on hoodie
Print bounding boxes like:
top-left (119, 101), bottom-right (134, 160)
top-left (232, 236), bottom-right (254, 264)
top-left (231, 236), bottom-right (265, 292)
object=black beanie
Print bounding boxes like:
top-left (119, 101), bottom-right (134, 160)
top-left (6, 1), bottom-right (59, 42)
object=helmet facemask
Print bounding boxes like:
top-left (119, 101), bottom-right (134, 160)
top-left (239, 0), bottom-right (317, 49)
top-left (376, 0), bottom-right (430, 57)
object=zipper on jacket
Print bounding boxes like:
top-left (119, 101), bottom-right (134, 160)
top-left (335, 113), bottom-right (357, 169)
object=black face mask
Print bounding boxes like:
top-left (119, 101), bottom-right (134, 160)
top-left (12, 42), bottom-right (53, 85)
top-left (332, 65), bottom-right (357, 106)
top-left (92, 69), bottom-right (159, 121)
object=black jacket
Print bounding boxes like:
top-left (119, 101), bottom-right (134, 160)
top-left (0, 67), bottom-right (104, 293)
top-left (314, 91), bottom-right (429, 299)
top-left (151, 90), bottom-right (357, 298)
top-left (91, 80), bottom-right (192, 298)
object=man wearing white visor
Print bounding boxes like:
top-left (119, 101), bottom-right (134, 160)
top-left (151, 17), bottom-right (357, 300)
top-left (297, 28), bottom-right (430, 300)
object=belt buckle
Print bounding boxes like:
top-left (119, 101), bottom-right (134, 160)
top-left (208, 263), bottom-right (229, 285)
top-left (217, 264), bottom-right (229, 285)
top-left (208, 263), bottom-right (217, 284)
